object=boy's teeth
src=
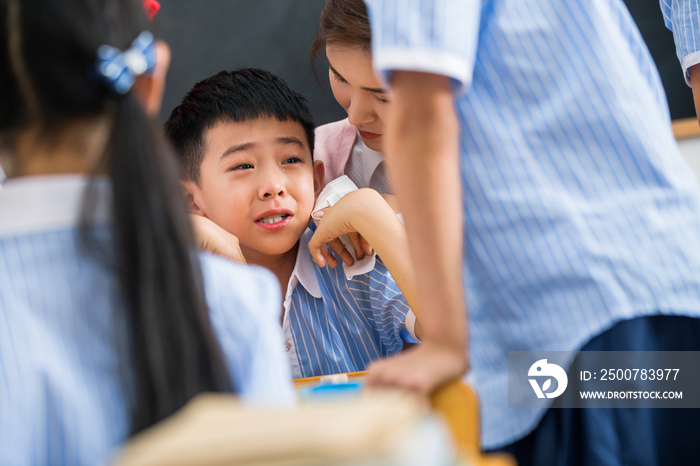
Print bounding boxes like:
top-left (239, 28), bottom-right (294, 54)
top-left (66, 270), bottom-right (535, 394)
top-left (258, 214), bottom-right (288, 224)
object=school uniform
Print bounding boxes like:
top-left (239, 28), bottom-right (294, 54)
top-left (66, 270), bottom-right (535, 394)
top-left (0, 175), bottom-right (295, 466)
top-left (281, 223), bottom-right (418, 379)
top-left (364, 0), bottom-right (700, 463)
top-left (315, 118), bottom-right (391, 193)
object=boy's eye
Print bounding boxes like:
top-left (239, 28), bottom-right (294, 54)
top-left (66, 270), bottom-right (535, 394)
top-left (283, 157), bottom-right (302, 164)
top-left (230, 163), bottom-right (253, 171)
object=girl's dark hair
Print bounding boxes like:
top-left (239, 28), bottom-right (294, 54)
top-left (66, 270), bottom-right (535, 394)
top-left (0, 0), bottom-right (231, 433)
top-left (310, 0), bottom-right (372, 72)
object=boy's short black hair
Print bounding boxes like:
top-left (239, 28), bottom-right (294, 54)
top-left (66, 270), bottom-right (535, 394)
top-left (165, 68), bottom-right (315, 183)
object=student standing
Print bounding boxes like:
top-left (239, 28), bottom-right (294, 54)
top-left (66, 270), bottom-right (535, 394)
top-left (308, 0), bottom-right (700, 464)
top-left (0, 1), bottom-right (294, 464)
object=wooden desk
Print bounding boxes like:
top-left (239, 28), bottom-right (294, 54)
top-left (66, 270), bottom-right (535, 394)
top-left (673, 117), bottom-right (700, 139)
top-left (294, 372), bottom-right (515, 466)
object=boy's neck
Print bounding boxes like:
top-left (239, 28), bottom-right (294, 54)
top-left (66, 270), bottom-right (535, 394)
top-left (243, 241), bottom-right (300, 301)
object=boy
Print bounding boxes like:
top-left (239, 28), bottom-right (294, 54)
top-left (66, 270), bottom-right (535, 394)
top-left (165, 69), bottom-right (420, 378)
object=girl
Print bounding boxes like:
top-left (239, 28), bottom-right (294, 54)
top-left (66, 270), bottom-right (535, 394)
top-left (0, 0), bottom-right (293, 464)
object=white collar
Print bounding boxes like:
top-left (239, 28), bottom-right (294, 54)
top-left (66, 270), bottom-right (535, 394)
top-left (0, 175), bottom-right (110, 237)
top-left (359, 137), bottom-right (384, 185)
top-left (283, 226), bottom-right (323, 314)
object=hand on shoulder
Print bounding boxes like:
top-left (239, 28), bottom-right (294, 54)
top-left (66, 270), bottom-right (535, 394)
top-left (308, 188), bottom-right (396, 268)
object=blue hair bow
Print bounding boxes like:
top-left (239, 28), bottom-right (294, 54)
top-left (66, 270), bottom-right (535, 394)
top-left (95, 31), bottom-right (156, 95)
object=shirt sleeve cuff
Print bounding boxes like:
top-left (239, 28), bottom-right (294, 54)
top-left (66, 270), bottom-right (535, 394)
top-left (404, 310), bottom-right (420, 343)
top-left (682, 51), bottom-right (700, 87)
top-left (372, 47), bottom-right (473, 97)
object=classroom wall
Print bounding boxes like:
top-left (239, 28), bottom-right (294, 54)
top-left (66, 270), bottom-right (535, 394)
top-left (153, 1), bottom-right (699, 180)
top-left (155, 1), bottom-right (696, 127)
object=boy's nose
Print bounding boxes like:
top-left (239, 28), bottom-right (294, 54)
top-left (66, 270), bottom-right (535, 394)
top-left (259, 180), bottom-right (286, 199)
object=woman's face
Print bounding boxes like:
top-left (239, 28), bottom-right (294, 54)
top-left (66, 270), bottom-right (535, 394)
top-left (326, 44), bottom-right (391, 152)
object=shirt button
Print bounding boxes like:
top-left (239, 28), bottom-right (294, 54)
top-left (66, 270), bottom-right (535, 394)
top-left (284, 342), bottom-right (291, 352)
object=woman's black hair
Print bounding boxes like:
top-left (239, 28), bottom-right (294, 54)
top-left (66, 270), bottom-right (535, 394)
top-left (0, 0), bottom-right (232, 433)
top-left (310, 0), bottom-right (372, 77)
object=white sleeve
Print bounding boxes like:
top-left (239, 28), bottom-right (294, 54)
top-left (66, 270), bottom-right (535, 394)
top-left (364, 0), bottom-right (483, 95)
top-left (200, 254), bottom-right (297, 407)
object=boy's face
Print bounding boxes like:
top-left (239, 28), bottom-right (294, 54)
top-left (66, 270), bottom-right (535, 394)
top-left (185, 117), bottom-right (323, 261)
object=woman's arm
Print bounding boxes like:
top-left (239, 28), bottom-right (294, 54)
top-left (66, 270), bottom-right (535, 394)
top-left (691, 65), bottom-right (700, 124)
top-left (308, 189), bottom-right (419, 321)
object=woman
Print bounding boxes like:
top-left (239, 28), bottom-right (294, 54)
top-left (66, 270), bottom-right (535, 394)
top-left (310, 0), bottom-right (393, 193)
top-left (0, 0), bottom-right (293, 464)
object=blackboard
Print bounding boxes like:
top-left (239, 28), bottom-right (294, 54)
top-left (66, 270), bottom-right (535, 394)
top-left (152, 0), bottom-right (346, 127)
top-left (153, 1), bottom-right (696, 127)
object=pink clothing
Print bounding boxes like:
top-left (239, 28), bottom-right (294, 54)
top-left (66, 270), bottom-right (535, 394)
top-left (314, 118), bottom-right (357, 186)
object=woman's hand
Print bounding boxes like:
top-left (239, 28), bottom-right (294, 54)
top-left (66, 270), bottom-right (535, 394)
top-left (190, 214), bottom-right (246, 264)
top-left (308, 189), bottom-right (390, 269)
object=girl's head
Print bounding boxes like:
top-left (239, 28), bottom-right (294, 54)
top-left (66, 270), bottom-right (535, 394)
top-left (0, 0), bottom-right (169, 152)
top-left (311, 0), bottom-right (390, 152)
top-left (0, 0), bottom-right (231, 434)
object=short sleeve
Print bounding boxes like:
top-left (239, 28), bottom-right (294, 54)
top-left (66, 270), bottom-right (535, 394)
top-left (364, 0), bottom-right (483, 95)
top-left (199, 253), bottom-right (296, 407)
top-left (660, 0), bottom-right (700, 86)
top-left (366, 256), bottom-right (420, 347)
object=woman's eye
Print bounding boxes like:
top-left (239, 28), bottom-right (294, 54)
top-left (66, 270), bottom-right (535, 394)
top-left (283, 157), bottom-right (302, 164)
top-left (374, 94), bottom-right (389, 104)
top-left (332, 72), bottom-right (348, 84)
top-left (231, 163), bottom-right (253, 171)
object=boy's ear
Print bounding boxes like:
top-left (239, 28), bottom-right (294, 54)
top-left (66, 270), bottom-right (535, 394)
top-left (313, 160), bottom-right (325, 198)
top-left (132, 40), bottom-right (171, 117)
top-left (181, 179), bottom-right (206, 216)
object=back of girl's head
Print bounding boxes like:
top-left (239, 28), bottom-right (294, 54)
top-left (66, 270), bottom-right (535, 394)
top-left (0, 0), bottom-right (231, 434)
top-left (0, 0), bottom-right (144, 129)
top-left (310, 0), bottom-right (371, 69)
top-left (165, 68), bottom-right (315, 184)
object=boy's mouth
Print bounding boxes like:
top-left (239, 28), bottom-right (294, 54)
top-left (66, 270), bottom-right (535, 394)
top-left (256, 213), bottom-right (290, 225)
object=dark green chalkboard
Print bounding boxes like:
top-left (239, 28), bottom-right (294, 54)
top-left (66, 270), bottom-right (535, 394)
top-left (153, 1), bottom-right (695, 127)
top-left (152, 1), bottom-right (346, 126)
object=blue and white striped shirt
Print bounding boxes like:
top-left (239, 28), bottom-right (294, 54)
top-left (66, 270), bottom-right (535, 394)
top-left (365, 0), bottom-right (700, 448)
top-left (0, 176), bottom-right (295, 465)
top-left (661, 0), bottom-right (700, 84)
top-left (282, 226), bottom-right (417, 379)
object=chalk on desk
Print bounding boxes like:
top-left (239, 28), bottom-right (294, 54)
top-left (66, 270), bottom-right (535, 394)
top-left (319, 373), bottom-right (349, 385)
